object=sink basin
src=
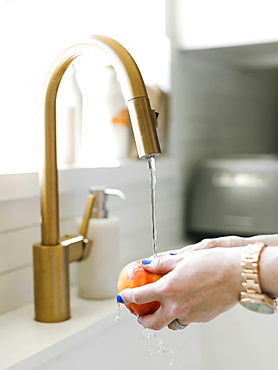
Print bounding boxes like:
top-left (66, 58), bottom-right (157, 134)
top-left (38, 309), bottom-right (202, 370)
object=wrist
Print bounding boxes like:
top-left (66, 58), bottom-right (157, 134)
top-left (259, 246), bottom-right (278, 298)
top-left (226, 247), bottom-right (244, 301)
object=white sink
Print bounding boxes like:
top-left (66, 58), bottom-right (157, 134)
top-left (1, 290), bottom-right (202, 370)
top-left (36, 309), bottom-right (202, 370)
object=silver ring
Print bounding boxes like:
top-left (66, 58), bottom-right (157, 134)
top-left (171, 319), bottom-right (188, 330)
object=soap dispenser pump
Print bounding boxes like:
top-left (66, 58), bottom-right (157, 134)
top-left (77, 186), bottom-right (125, 299)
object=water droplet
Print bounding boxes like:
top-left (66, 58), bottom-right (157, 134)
top-left (115, 303), bottom-right (121, 323)
top-left (138, 327), bottom-right (181, 367)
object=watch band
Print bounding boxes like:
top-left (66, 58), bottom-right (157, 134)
top-left (240, 242), bottom-right (277, 313)
top-left (241, 242), bottom-right (266, 295)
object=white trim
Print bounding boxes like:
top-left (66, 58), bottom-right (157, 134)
top-left (0, 156), bottom-right (178, 202)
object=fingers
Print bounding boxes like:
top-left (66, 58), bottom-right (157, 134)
top-left (138, 309), bottom-right (165, 331)
top-left (117, 277), bottom-right (178, 331)
top-left (117, 252), bottom-right (192, 331)
top-left (137, 306), bottom-right (174, 331)
top-left (118, 282), bottom-right (160, 306)
top-left (137, 306), bottom-right (189, 331)
top-left (141, 254), bottom-right (180, 274)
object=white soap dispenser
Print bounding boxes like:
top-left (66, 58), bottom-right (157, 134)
top-left (77, 186), bottom-right (125, 299)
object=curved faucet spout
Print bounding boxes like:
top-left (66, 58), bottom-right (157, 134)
top-left (42, 34), bottom-right (161, 247)
top-left (33, 35), bottom-right (161, 322)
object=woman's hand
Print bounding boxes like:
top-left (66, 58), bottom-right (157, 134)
top-left (150, 236), bottom-right (249, 258)
top-left (118, 247), bottom-right (243, 331)
top-left (178, 235), bottom-right (250, 253)
top-left (181, 234), bottom-right (278, 253)
top-left (139, 235), bottom-right (278, 262)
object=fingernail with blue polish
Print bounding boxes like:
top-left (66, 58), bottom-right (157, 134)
top-left (116, 295), bottom-right (124, 304)
top-left (170, 253), bottom-right (176, 255)
top-left (141, 259), bottom-right (152, 265)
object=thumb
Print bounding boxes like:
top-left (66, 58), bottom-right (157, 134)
top-left (141, 254), bottom-right (178, 275)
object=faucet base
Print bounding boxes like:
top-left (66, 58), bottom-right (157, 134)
top-left (33, 242), bottom-right (71, 323)
top-left (33, 235), bottom-right (92, 323)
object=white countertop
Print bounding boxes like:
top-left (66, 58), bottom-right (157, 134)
top-left (0, 289), bottom-right (117, 370)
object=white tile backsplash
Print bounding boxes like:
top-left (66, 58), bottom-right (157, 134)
top-left (0, 227), bottom-right (38, 274)
top-left (0, 266), bottom-right (33, 314)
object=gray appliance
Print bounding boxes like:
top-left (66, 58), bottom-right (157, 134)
top-left (188, 155), bottom-right (278, 239)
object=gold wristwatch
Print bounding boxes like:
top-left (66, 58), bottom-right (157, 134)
top-left (240, 242), bottom-right (277, 314)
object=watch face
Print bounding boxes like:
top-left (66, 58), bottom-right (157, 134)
top-left (241, 299), bottom-right (275, 314)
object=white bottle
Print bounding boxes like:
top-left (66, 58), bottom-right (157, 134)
top-left (77, 186), bottom-right (125, 299)
top-left (56, 64), bottom-right (82, 166)
top-left (104, 66), bottom-right (130, 159)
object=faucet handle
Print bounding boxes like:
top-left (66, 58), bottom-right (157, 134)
top-left (79, 193), bottom-right (95, 238)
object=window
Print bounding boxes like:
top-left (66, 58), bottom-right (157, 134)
top-left (0, 0), bottom-right (169, 174)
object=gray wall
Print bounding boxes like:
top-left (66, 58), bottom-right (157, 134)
top-left (169, 47), bottom-right (278, 237)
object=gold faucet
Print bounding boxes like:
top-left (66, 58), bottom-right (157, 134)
top-left (33, 34), bottom-right (161, 323)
